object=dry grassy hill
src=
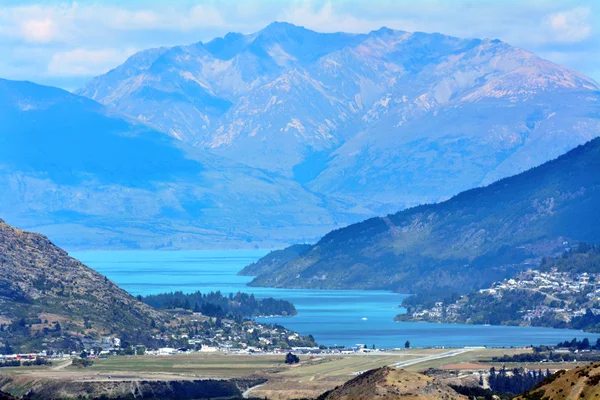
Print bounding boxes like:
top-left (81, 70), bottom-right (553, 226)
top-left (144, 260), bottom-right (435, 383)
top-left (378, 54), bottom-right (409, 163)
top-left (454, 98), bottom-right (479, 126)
top-left (514, 362), bottom-right (600, 400)
top-left (316, 367), bottom-right (466, 400)
top-left (0, 219), bottom-right (167, 352)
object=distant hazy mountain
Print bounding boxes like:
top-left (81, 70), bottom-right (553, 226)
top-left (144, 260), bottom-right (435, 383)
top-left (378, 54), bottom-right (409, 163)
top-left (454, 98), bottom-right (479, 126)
top-left (245, 137), bottom-right (600, 295)
top-left (79, 22), bottom-right (600, 216)
top-left (0, 78), bottom-right (343, 249)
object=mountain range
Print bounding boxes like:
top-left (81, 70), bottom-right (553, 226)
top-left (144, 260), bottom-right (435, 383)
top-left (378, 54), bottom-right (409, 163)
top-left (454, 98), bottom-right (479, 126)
top-left (243, 137), bottom-right (600, 295)
top-left (78, 22), bottom-right (600, 215)
top-left (1, 22), bottom-right (599, 249)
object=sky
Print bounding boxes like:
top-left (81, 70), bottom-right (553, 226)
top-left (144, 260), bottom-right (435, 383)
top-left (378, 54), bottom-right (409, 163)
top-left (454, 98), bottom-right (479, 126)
top-left (0, 0), bottom-right (598, 91)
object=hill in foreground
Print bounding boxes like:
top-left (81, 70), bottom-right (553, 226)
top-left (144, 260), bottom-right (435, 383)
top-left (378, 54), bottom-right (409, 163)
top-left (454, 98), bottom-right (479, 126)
top-left (316, 367), bottom-right (466, 400)
top-left (0, 219), bottom-right (166, 353)
top-left (246, 137), bottom-right (600, 296)
top-left (514, 362), bottom-right (600, 400)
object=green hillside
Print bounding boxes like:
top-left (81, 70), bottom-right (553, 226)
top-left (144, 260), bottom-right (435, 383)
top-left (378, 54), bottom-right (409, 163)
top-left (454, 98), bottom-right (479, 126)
top-left (248, 138), bottom-right (600, 296)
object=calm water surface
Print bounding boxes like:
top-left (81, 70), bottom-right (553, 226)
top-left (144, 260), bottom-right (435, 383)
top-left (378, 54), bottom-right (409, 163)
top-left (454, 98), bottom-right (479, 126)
top-left (71, 250), bottom-right (600, 349)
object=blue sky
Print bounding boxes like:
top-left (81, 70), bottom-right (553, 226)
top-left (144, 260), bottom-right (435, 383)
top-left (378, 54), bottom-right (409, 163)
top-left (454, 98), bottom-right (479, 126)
top-left (0, 0), bottom-right (598, 90)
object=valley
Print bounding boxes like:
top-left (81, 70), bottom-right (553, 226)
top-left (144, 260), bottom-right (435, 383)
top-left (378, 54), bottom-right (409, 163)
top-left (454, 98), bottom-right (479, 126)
top-left (0, 348), bottom-right (542, 400)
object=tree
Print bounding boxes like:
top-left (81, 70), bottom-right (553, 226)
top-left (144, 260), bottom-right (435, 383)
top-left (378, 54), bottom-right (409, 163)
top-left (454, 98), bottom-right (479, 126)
top-left (404, 340), bottom-right (410, 349)
top-left (285, 352), bottom-right (300, 364)
top-left (372, 344), bottom-right (376, 350)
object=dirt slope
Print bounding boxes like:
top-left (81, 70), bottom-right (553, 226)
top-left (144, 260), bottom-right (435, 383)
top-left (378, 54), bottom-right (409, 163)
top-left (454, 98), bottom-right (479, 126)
top-left (316, 367), bottom-right (466, 400)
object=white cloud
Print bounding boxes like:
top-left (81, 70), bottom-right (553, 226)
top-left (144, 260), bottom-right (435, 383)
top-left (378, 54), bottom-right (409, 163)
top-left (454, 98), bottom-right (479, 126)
top-left (20, 18), bottom-right (58, 43)
top-left (48, 48), bottom-right (137, 76)
top-left (0, 4), bottom-right (78, 44)
top-left (281, 2), bottom-right (388, 33)
top-left (0, 3), bottom-right (229, 45)
top-left (546, 7), bottom-right (592, 43)
top-left (101, 4), bottom-right (226, 31)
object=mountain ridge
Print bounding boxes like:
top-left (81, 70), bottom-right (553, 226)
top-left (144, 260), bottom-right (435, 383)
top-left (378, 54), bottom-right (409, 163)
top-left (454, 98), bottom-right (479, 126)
top-left (78, 22), bottom-right (600, 221)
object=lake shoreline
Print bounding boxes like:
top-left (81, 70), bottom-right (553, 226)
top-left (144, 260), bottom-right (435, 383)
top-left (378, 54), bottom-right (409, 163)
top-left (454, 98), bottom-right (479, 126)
top-left (71, 250), bottom-right (600, 349)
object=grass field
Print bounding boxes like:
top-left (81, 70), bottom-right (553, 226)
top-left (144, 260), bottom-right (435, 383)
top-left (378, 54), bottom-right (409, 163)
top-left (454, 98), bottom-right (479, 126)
top-left (83, 353), bottom-right (291, 377)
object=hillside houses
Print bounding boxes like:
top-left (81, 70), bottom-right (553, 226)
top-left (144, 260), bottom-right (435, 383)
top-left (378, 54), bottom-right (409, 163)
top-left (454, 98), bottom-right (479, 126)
top-left (404, 269), bottom-right (600, 329)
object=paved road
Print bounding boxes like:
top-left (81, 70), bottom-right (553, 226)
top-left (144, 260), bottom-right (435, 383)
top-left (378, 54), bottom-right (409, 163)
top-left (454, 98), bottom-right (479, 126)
top-left (242, 383), bottom-right (264, 399)
top-left (352, 348), bottom-right (475, 375)
top-left (51, 359), bottom-right (72, 370)
top-left (389, 348), bottom-right (474, 369)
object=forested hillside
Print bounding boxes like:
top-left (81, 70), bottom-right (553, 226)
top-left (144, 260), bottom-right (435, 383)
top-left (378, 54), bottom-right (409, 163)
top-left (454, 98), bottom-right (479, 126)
top-left (248, 138), bottom-right (600, 296)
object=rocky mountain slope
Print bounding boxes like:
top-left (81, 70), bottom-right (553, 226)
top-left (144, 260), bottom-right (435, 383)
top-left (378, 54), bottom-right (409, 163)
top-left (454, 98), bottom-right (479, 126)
top-left (0, 219), bottom-right (166, 352)
top-left (0, 78), bottom-right (345, 249)
top-left (316, 367), bottom-right (466, 400)
top-left (245, 137), bottom-right (600, 295)
top-left (514, 363), bottom-right (600, 400)
top-left (79, 22), bottom-right (600, 216)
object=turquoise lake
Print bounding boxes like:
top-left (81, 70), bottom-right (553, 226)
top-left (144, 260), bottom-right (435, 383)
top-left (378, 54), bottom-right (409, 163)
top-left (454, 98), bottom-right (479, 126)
top-left (71, 250), bottom-right (600, 349)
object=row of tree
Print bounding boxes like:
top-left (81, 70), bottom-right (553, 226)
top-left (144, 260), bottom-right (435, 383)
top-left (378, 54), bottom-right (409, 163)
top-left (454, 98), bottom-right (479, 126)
top-left (488, 367), bottom-right (550, 395)
top-left (556, 337), bottom-right (600, 350)
top-left (0, 357), bottom-right (51, 368)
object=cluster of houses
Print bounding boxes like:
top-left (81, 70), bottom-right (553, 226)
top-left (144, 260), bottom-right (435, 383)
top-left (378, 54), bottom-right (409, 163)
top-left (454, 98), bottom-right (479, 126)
top-left (0, 353), bottom-right (39, 362)
top-left (150, 317), bottom-right (315, 353)
top-left (481, 270), bottom-right (599, 298)
top-left (410, 301), bottom-right (462, 320)
top-left (483, 270), bottom-right (600, 323)
top-left (408, 269), bottom-right (600, 324)
top-left (497, 270), bottom-right (600, 322)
